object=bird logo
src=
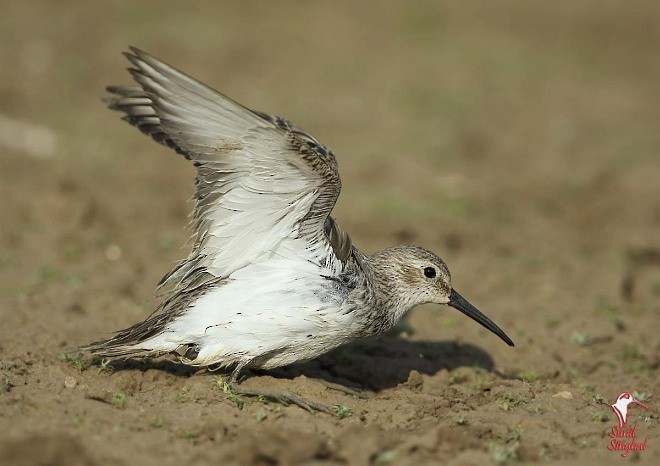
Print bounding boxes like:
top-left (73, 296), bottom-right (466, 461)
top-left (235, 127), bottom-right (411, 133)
top-left (611, 392), bottom-right (649, 428)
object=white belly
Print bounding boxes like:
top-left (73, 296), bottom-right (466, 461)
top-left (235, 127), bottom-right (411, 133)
top-left (142, 256), bottom-right (356, 368)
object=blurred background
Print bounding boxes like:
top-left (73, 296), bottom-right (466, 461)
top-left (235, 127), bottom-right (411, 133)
top-left (0, 1), bottom-right (658, 464)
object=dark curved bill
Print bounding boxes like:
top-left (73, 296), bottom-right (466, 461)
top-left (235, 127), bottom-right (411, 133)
top-left (448, 289), bottom-right (514, 347)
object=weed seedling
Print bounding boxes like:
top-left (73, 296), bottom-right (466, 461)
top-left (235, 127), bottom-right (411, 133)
top-left (2, 376), bottom-right (13, 392)
top-left (73, 413), bottom-right (85, 427)
top-left (152, 418), bottom-right (164, 428)
top-left (488, 427), bottom-right (522, 465)
top-left (448, 371), bottom-right (465, 385)
top-left (520, 369), bottom-right (540, 384)
top-left (113, 390), bottom-right (127, 409)
top-left (215, 377), bottom-right (244, 409)
top-left (174, 387), bottom-right (190, 403)
top-left (333, 405), bottom-right (352, 419)
top-left (570, 331), bottom-right (591, 347)
top-left (60, 352), bottom-right (98, 373)
top-left (499, 392), bottom-right (528, 411)
top-left (374, 449), bottom-right (397, 464)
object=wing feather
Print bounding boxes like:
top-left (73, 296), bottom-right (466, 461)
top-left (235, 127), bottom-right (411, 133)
top-left (106, 48), bottom-right (351, 300)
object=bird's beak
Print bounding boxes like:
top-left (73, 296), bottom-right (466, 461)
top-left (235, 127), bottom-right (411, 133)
top-left (631, 397), bottom-right (649, 410)
top-left (448, 289), bottom-right (515, 347)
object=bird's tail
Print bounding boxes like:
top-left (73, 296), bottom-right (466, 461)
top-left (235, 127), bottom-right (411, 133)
top-left (79, 311), bottom-right (176, 359)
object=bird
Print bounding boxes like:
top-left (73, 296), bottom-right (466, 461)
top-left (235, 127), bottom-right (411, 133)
top-left (83, 47), bottom-right (514, 412)
top-left (611, 392), bottom-right (649, 428)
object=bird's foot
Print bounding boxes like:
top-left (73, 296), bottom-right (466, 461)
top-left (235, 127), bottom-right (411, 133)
top-left (227, 382), bottom-right (331, 414)
top-left (217, 367), bottom-right (360, 414)
top-left (317, 380), bottom-right (368, 399)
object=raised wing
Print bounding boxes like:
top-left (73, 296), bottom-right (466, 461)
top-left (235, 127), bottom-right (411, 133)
top-left (106, 48), bottom-right (350, 297)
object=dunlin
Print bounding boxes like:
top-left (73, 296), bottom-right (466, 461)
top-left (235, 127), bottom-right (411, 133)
top-left (84, 48), bottom-right (514, 412)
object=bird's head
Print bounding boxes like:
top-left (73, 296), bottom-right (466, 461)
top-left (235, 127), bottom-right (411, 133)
top-left (614, 392), bottom-right (649, 410)
top-left (369, 245), bottom-right (514, 347)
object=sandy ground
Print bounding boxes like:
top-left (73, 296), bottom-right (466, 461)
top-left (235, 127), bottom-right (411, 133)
top-left (1, 1), bottom-right (659, 465)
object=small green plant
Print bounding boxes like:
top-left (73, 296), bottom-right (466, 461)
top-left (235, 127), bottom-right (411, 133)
top-left (501, 428), bottom-right (522, 443)
top-left (2, 375), bottom-right (13, 392)
top-left (333, 405), bottom-right (352, 419)
top-left (152, 418), bottom-right (164, 428)
top-left (374, 449), bottom-right (397, 464)
top-left (455, 415), bottom-right (468, 426)
top-left (215, 377), bottom-right (244, 409)
top-left (448, 371), bottom-right (465, 385)
top-left (592, 393), bottom-right (606, 405)
top-left (182, 429), bottom-right (198, 439)
top-left (499, 392), bottom-right (528, 411)
top-left (0, 361), bottom-right (16, 371)
top-left (488, 427), bottom-right (522, 465)
top-left (113, 390), bottom-right (127, 409)
top-left (255, 408), bottom-right (267, 421)
top-left (570, 331), bottom-right (591, 347)
top-left (60, 352), bottom-right (98, 373)
top-left (520, 369), bottom-right (540, 384)
top-left (73, 413), bottom-right (85, 426)
top-left (174, 387), bottom-right (190, 403)
top-left (489, 442), bottom-right (518, 465)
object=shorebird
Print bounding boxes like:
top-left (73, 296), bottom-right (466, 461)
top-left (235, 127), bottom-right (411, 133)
top-left (84, 48), bottom-right (514, 412)
top-left (611, 392), bottom-right (649, 427)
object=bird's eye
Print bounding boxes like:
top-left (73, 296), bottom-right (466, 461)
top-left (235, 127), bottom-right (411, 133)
top-left (423, 267), bottom-right (436, 279)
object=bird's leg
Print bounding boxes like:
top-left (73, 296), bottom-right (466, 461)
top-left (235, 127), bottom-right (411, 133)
top-left (220, 363), bottom-right (332, 414)
top-left (226, 363), bottom-right (244, 385)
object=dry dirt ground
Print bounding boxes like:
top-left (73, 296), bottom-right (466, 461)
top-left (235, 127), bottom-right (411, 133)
top-left (1, 1), bottom-right (659, 465)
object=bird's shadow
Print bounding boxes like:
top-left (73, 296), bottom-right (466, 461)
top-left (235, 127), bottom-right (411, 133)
top-left (106, 336), bottom-right (498, 392)
top-left (265, 337), bottom-right (496, 391)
